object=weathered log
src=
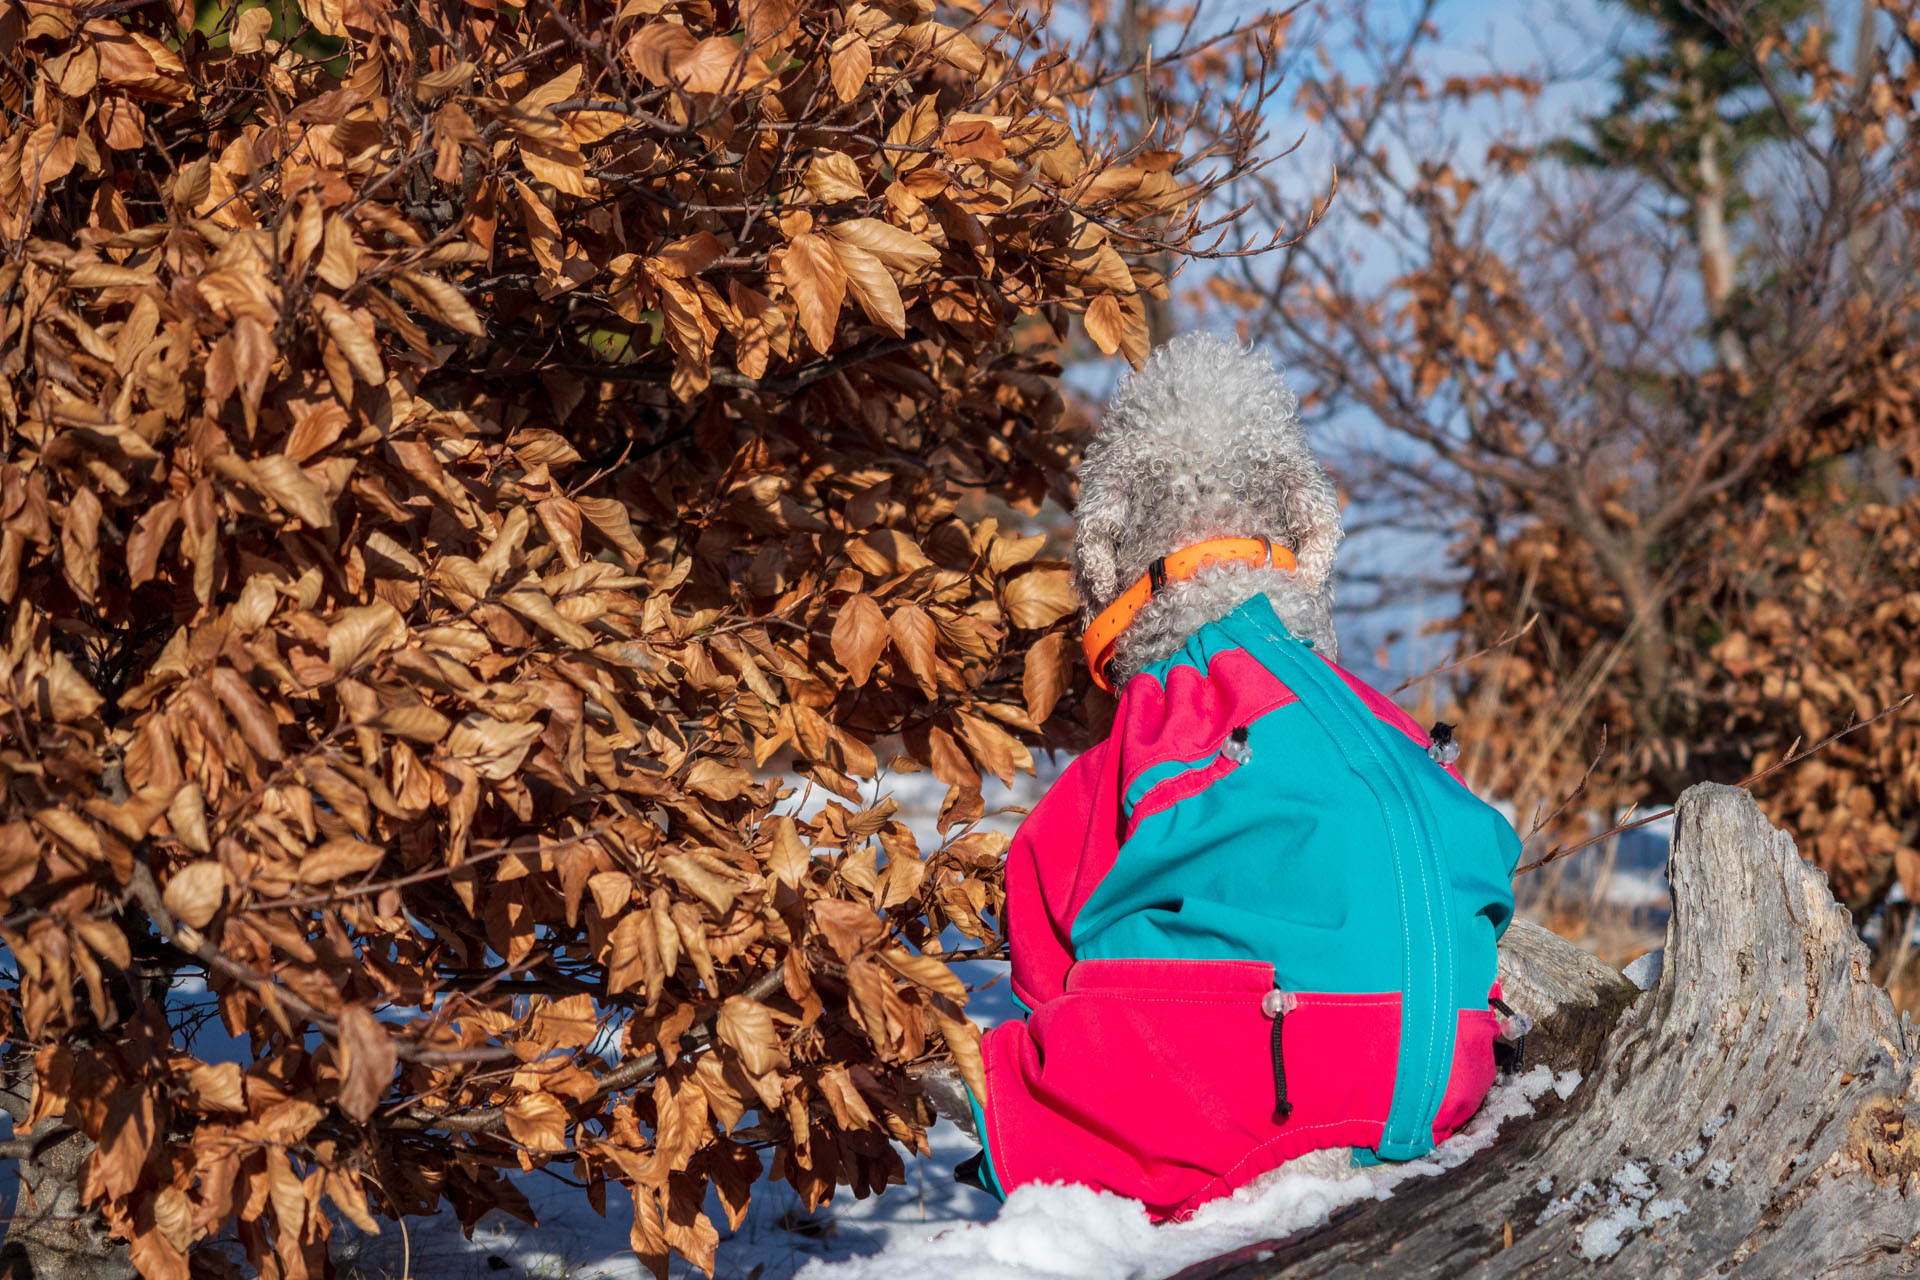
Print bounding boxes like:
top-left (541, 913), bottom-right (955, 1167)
top-left (1182, 783), bottom-right (1920, 1279)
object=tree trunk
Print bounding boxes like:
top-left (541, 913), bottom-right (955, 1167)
top-left (0, 1051), bottom-right (136, 1280)
top-left (1118, 0), bottom-right (1176, 348)
top-left (1179, 783), bottom-right (1920, 1278)
top-left (1692, 128), bottom-right (1749, 377)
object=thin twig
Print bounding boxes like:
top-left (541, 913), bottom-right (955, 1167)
top-left (244, 824), bottom-right (615, 912)
top-left (1390, 613), bottom-right (1539, 696)
top-left (386, 967), bottom-right (788, 1135)
top-left (1523, 725), bottom-right (1607, 841)
top-left (1517, 695), bottom-right (1914, 875)
top-left (129, 862), bottom-right (515, 1067)
top-left (541, 335), bottom-right (921, 395)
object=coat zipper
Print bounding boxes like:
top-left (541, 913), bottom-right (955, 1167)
top-left (1226, 609), bottom-right (1457, 1158)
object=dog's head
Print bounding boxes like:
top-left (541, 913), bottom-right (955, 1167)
top-left (1072, 333), bottom-right (1343, 682)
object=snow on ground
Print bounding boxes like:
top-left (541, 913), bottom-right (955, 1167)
top-left (796, 1067), bottom-right (1574, 1280)
top-left (328, 954), bottom-right (1018, 1280)
top-left (331, 1062), bottom-right (1575, 1280)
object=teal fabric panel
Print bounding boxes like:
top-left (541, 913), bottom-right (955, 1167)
top-left (964, 1081), bottom-right (1005, 1201)
top-left (1216, 603), bottom-right (1453, 1159)
top-left (1075, 692), bottom-right (1408, 995)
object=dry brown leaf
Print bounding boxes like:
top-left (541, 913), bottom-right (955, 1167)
top-left (888, 603), bottom-right (942, 697)
top-left (812, 899), bottom-right (884, 960)
top-left (248, 454), bottom-right (333, 528)
top-left (316, 217), bottom-right (360, 290)
top-left (415, 60), bottom-right (477, 99)
top-left (832, 240), bottom-right (908, 336)
top-left (394, 271), bottom-right (487, 336)
top-left (188, 1062), bottom-right (245, 1113)
top-left (830, 593), bottom-right (889, 685)
top-left (727, 280), bottom-right (789, 378)
top-left (758, 816), bottom-right (813, 889)
top-left (805, 151), bottom-right (868, 203)
top-left (162, 861), bottom-right (229, 929)
top-left (849, 529), bottom-right (933, 576)
top-left (167, 784), bottom-right (211, 854)
top-left (1003, 568), bottom-right (1076, 628)
top-left (327, 601), bottom-right (407, 677)
top-left (1022, 631), bottom-right (1071, 725)
top-left (445, 713), bottom-right (546, 781)
top-left (298, 838), bottom-right (387, 884)
top-left (336, 1005), bottom-right (395, 1122)
top-left (625, 22), bottom-right (700, 85)
top-left (313, 296), bottom-right (385, 386)
top-left (715, 996), bottom-right (784, 1076)
top-left (531, 994), bottom-right (599, 1048)
top-left (366, 703), bottom-right (453, 743)
top-left (829, 32), bottom-right (871, 102)
top-left (824, 219), bottom-right (940, 274)
top-left (942, 117), bottom-right (1006, 161)
top-left (506, 1091), bottom-right (570, 1152)
top-left (778, 232), bottom-right (846, 355)
top-left (576, 496), bottom-right (648, 563)
top-left (675, 36), bottom-right (777, 93)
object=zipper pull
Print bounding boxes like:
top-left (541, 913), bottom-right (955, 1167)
top-left (1222, 725), bottom-right (1252, 764)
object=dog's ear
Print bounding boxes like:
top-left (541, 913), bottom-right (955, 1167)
top-left (1072, 512), bottom-right (1124, 611)
top-left (1284, 465), bottom-right (1343, 593)
top-left (1289, 500), bottom-right (1341, 592)
top-left (1071, 457), bottom-right (1130, 610)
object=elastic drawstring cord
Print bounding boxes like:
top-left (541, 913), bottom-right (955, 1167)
top-left (1261, 989), bottom-right (1296, 1124)
top-left (1490, 994), bottom-right (1530, 1072)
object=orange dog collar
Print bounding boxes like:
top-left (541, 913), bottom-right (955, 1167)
top-left (1082, 537), bottom-right (1297, 692)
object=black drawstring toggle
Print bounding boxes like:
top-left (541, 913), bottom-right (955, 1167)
top-left (1261, 989), bottom-right (1294, 1124)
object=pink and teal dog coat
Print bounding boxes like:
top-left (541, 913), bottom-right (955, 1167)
top-left (967, 596), bottom-right (1521, 1218)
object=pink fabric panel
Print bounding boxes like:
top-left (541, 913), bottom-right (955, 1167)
top-left (1116, 649), bottom-right (1297, 808)
top-left (979, 962), bottom-right (1406, 1221)
top-left (1003, 744), bottom-right (1114, 1011)
top-left (1323, 657), bottom-right (1466, 784)
top-left (1003, 646), bottom-right (1296, 1011)
top-left (1433, 1009), bottom-right (1500, 1143)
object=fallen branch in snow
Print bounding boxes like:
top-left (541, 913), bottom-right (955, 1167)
top-left (1179, 783), bottom-right (1920, 1278)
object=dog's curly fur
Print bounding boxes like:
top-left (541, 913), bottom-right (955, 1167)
top-left (911, 339), bottom-right (1355, 1179)
top-left (1064, 333), bottom-right (1363, 1192)
top-left (1073, 333), bottom-right (1343, 684)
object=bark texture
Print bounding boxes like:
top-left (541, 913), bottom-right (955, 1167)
top-left (0, 1050), bottom-right (136, 1280)
top-left (1181, 783), bottom-right (1920, 1278)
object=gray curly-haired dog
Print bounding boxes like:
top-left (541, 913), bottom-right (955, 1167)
top-left (923, 334), bottom-right (1518, 1212)
top-left (913, 332), bottom-right (1348, 1147)
top-left (1073, 332), bottom-right (1342, 684)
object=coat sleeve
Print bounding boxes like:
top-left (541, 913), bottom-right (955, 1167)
top-left (1004, 739), bottom-right (1121, 1013)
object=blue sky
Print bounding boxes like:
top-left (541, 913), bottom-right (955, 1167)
top-left (1060, 0), bottom-right (1624, 688)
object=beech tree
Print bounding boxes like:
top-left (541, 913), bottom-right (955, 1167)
top-left (0, 0), bottom-right (1289, 1274)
